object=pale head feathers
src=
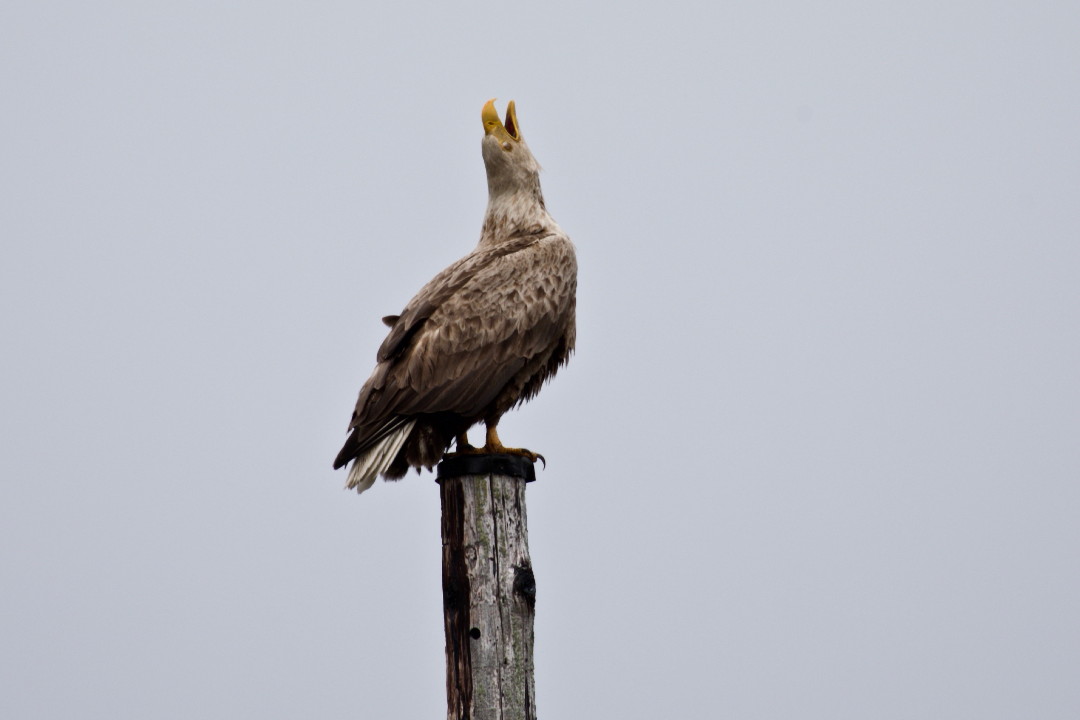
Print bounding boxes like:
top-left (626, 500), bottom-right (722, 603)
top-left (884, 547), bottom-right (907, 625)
top-left (480, 99), bottom-right (554, 246)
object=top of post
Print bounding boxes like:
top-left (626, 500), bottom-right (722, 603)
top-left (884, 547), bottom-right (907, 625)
top-left (437, 454), bottom-right (537, 483)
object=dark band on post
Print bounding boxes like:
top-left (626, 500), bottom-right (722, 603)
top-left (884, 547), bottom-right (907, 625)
top-left (437, 454), bottom-right (537, 483)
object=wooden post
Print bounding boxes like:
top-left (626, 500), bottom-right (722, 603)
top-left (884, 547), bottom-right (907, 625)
top-left (438, 455), bottom-right (538, 720)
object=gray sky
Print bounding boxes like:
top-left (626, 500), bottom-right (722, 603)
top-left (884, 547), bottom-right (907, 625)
top-left (2, 1), bottom-right (1078, 718)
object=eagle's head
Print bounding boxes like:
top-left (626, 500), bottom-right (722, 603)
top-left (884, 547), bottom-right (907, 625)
top-left (481, 99), bottom-right (542, 199)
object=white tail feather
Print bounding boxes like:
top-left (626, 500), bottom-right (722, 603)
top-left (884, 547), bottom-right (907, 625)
top-left (346, 420), bottom-right (416, 494)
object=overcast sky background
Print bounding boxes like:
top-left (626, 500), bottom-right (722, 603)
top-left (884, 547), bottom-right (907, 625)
top-left (3, 2), bottom-right (1079, 718)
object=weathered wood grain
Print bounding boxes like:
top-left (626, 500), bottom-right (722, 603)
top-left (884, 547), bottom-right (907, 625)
top-left (440, 465), bottom-right (536, 720)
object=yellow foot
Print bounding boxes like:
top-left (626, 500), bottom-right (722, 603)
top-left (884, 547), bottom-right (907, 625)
top-left (443, 443), bottom-right (546, 467)
top-left (482, 443), bottom-right (546, 468)
top-left (444, 426), bottom-right (546, 467)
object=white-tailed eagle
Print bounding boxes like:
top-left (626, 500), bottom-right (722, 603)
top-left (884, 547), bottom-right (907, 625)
top-left (334, 100), bottom-right (577, 493)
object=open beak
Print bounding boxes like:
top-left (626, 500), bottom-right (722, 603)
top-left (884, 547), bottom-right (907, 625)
top-left (482, 99), bottom-right (520, 143)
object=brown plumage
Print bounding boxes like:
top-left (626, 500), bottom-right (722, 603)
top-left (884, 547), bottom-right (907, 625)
top-left (333, 99), bottom-right (577, 493)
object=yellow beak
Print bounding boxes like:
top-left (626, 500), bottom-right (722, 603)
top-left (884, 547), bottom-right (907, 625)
top-left (482, 99), bottom-right (520, 142)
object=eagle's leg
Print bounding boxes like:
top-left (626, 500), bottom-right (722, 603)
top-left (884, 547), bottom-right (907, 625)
top-left (454, 432), bottom-right (475, 453)
top-left (442, 432), bottom-right (477, 459)
top-left (481, 424), bottom-right (546, 467)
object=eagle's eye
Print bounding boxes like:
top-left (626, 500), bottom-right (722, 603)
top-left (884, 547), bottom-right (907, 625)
top-left (503, 142), bottom-right (513, 151)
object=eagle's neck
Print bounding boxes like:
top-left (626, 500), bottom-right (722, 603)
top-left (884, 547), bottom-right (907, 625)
top-left (479, 178), bottom-right (556, 247)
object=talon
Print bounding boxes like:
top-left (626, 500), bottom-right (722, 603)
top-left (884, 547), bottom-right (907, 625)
top-left (480, 426), bottom-right (546, 465)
